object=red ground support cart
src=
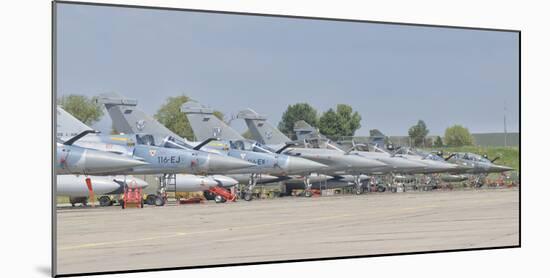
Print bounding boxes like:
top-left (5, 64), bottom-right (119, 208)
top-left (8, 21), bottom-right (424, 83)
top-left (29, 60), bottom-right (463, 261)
top-left (208, 186), bottom-right (236, 203)
top-left (121, 180), bottom-right (144, 209)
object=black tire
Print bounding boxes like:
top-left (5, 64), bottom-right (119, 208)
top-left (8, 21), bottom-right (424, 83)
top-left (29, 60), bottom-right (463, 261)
top-left (377, 186), bottom-right (386, 192)
top-left (154, 196), bottom-right (165, 206)
top-left (120, 200), bottom-right (125, 209)
top-left (140, 200), bottom-right (144, 208)
top-left (304, 190), bottom-right (312, 197)
top-left (244, 192), bottom-right (253, 201)
top-left (145, 195), bottom-right (157, 205)
top-left (99, 196), bottom-right (111, 207)
top-left (214, 195), bottom-right (226, 203)
top-left (203, 190), bottom-right (215, 200)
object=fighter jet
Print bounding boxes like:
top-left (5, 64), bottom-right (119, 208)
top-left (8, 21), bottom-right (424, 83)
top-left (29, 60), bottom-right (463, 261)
top-left (291, 119), bottom-right (428, 174)
top-left (179, 102), bottom-right (389, 195)
top-left (443, 152), bottom-right (514, 174)
top-left (96, 95), bottom-right (328, 200)
top-left (182, 101), bottom-right (394, 196)
top-left (392, 147), bottom-right (471, 174)
top-left (438, 152), bottom-right (514, 187)
top-left (56, 136), bottom-right (148, 175)
top-left (237, 109), bottom-right (429, 194)
top-left (56, 130), bottom-right (151, 207)
top-left (57, 107), bottom-right (255, 176)
top-left (58, 106), bottom-right (257, 204)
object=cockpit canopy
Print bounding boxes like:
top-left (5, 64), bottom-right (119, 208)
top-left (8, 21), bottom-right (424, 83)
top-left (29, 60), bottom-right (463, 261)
top-left (394, 147), bottom-right (445, 161)
top-left (162, 136), bottom-right (193, 150)
top-left (229, 140), bottom-right (276, 153)
top-left (135, 134), bottom-right (156, 146)
top-left (455, 152), bottom-right (491, 163)
top-left (394, 147), bottom-right (416, 156)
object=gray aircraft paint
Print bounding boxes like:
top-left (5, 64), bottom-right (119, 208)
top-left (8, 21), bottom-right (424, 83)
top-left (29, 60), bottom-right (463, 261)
top-left (181, 101), bottom-right (244, 141)
top-left (237, 108), bottom-right (291, 147)
top-left (446, 152), bottom-right (513, 174)
top-left (57, 107), bottom-right (255, 175)
top-left (97, 96), bottom-right (328, 176)
top-left (98, 94), bottom-right (185, 142)
top-left (238, 109), bottom-right (426, 175)
top-left (56, 143), bottom-right (148, 175)
top-left (56, 107), bottom-right (94, 138)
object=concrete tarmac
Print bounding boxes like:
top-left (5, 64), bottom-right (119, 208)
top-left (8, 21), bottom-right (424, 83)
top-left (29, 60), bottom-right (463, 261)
top-left (56, 188), bottom-right (519, 275)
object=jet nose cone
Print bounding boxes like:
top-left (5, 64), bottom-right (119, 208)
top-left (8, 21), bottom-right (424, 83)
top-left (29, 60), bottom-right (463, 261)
top-left (288, 156), bottom-right (328, 173)
top-left (208, 154), bottom-right (256, 172)
top-left (85, 150), bottom-right (147, 173)
top-left (491, 165), bottom-right (514, 173)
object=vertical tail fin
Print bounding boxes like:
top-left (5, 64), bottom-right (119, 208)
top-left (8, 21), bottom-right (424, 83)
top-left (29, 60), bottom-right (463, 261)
top-left (369, 129), bottom-right (387, 148)
top-left (236, 108), bottom-right (290, 145)
top-left (293, 120), bottom-right (344, 151)
top-left (293, 120), bottom-right (322, 141)
top-left (97, 93), bottom-right (185, 141)
top-left (56, 106), bottom-right (94, 138)
top-left (181, 101), bottom-right (244, 141)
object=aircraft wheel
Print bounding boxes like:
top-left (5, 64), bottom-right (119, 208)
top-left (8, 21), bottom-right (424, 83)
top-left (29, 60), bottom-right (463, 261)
top-left (120, 200), bottom-right (125, 209)
top-left (203, 190), bottom-right (216, 200)
top-left (244, 192), bottom-right (253, 201)
top-left (154, 196), bottom-right (165, 206)
top-left (304, 190), bottom-right (312, 197)
top-left (145, 195), bottom-right (157, 205)
top-left (391, 187), bottom-right (397, 193)
top-left (377, 186), bottom-right (386, 192)
top-left (99, 196), bottom-right (112, 207)
top-left (140, 200), bottom-right (144, 208)
top-left (355, 188), bottom-right (362, 195)
top-left (214, 195), bottom-right (227, 203)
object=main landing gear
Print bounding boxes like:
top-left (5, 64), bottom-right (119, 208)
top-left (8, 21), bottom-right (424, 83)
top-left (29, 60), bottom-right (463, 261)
top-left (243, 173), bottom-right (259, 201)
top-left (354, 175), bottom-right (363, 195)
top-left (303, 176), bottom-right (313, 197)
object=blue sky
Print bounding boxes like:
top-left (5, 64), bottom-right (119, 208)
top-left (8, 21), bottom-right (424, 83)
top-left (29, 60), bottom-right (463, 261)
top-left (56, 3), bottom-right (519, 136)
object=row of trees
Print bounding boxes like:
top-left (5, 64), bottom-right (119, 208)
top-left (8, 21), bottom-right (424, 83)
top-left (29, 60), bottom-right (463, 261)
top-left (278, 103), bottom-right (361, 140)
top-left (408, 120), bottom-right (473, 147)
top-left (153, 95), bottom-right (224, 139)
top-left (58, 94), bottom-right (474, 147)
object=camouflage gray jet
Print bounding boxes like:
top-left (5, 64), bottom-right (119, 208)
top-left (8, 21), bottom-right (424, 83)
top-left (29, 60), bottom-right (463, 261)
top-left (58, 107), bottom-right (255, 176)
top-left (443, 152), bottom-right (514, 174)
top-left (58, 106), bottom-right (257, 204)
top-left (181, 101), bottom-right (394, 196)
top-left (237, 109), bottom-right (431, 194)
top-left (56, 130), bottom-right (150, 207)
top-left (97, 95), bottom-right (328, 200)
top-left (56, 131), bottom-right (148, 175)
top-left (391, 147), bottom-right (471, 174)
top-left (439, 152), bottom-right (514, 187)
top-left (178, 103), bottom-right (389, 195)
